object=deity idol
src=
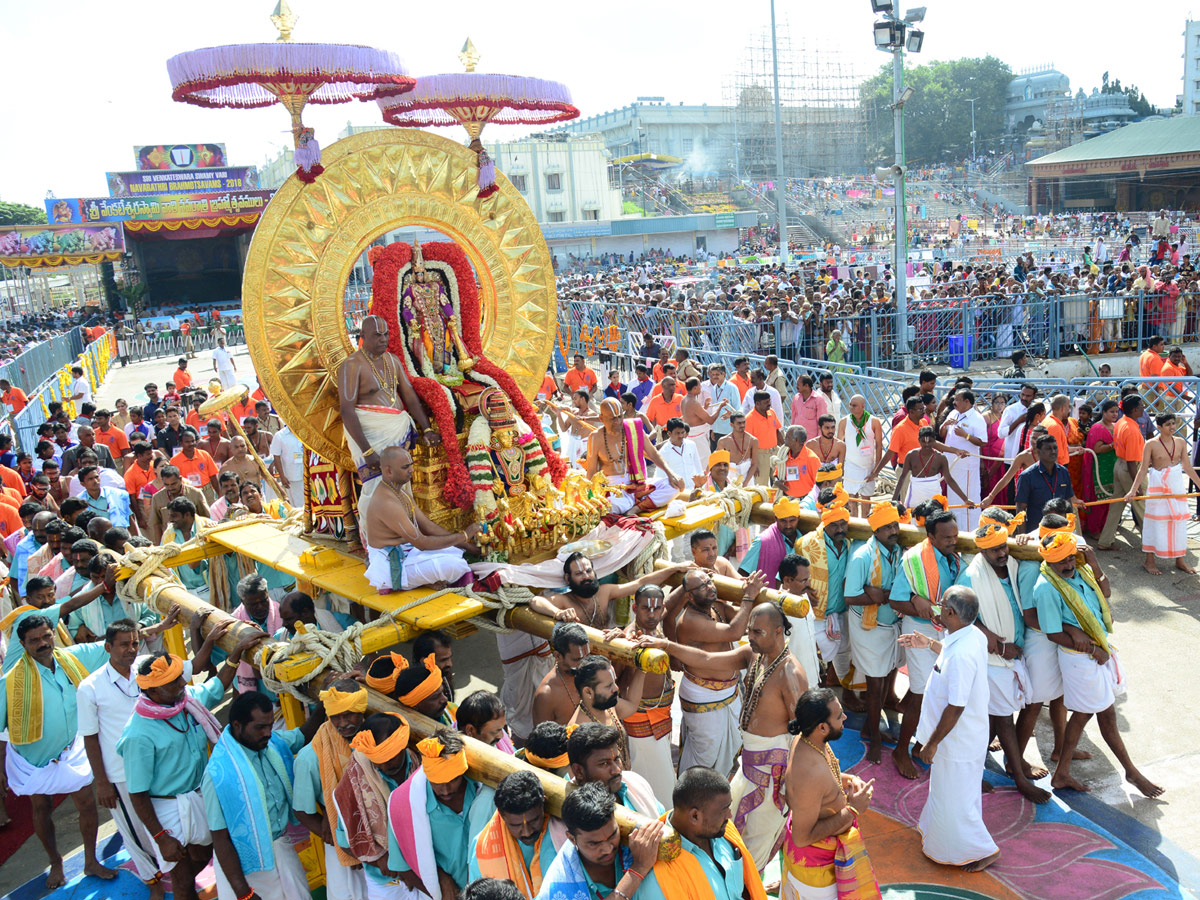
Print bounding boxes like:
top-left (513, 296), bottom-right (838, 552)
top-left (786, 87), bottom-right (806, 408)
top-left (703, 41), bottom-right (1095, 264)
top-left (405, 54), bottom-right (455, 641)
top-left (400, 240), bottom-right (475, 382)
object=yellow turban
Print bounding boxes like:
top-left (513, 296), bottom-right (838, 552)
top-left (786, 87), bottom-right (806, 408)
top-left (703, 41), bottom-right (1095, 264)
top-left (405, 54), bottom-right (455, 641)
top-left (137, 654), bottom-right (184, 690)
top-left (319, 685), bottom-right (369, 716)
top-left (1039, 531), bottom-right (1077, 563)
top-left (350, 713), bottom-right (411, 764)
top-left (819, 484), bottom-right (850, 526)
top-left (417, 736), bottom-right (468, 783)
top-left (708, 450), bottom-right (731, 468)
top-left (524, 749), bottom-right (569, 770)
top-left (978, 511), bottom-right (1025, 532)
top-left (773, 496), bottom-right (801, 519)
top-left (931, 494), bottom-right (948, 511)
top-left (365, 652), bottom-right (408, 694)
top-left (867, 501), bottom-right (900, 531)
top-left (397, 654), bottom-right (444, 707)
top-left (816, 464), bottom-right (844, 483)
top-left (1039, 514), bottom-right (1077, 539)
top-left (974, 523), bottom-right (1011, 550)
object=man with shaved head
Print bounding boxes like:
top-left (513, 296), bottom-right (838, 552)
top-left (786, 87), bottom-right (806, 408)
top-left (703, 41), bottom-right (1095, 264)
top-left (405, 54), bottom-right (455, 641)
top-left (839, 394), bottom-right (883, 517)
top-left (362, 446), bottom-right (481, 592)
top-left (584, 397), bottom-right (683, 513)
top-left (337, 315), bottom-right (439, 538)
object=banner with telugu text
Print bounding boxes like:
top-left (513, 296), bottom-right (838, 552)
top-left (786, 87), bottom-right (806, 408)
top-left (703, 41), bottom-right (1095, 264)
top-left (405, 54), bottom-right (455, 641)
top-left (45, 191), bottom-right (275, 224)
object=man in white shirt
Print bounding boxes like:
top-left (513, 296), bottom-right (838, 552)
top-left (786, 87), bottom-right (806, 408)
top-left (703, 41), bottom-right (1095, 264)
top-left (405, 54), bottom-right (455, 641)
top-left (740, 369), bottom-right (785, 424)
top-left (701, 364), bottom-right (741, 452)
top-left (77, 619), bottom-right (195, 900)
top-left (210, 337), bottom-right (237, 390)
top-left (69, 365), bottom-right (92, 406)
top-left (940, 389), bottom-right (987, 530)
top-left (268, 423), bottom-right (305, 508)
top-left (660, 418), bottom-right (705, 493)
top-left (997, 383), bottom-right (1036, 473)
top-left (905, 586), bottom-right (999, 872)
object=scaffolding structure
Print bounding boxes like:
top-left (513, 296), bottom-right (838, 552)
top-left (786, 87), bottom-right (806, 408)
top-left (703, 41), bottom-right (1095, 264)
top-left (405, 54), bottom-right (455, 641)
top-left (723, 20), bottom-right (867, 182)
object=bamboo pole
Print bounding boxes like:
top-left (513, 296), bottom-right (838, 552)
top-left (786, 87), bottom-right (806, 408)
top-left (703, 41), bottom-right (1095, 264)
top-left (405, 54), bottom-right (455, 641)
top-left (653, 558), bottom-right (811, 617)
top-left (502, 607), bottom-right (670, 674)
top-left (119, 569), bottom-right (679, 858)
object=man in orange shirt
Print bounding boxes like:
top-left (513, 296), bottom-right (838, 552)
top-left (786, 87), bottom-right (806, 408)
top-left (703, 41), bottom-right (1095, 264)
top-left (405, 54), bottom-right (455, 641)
top-left (1138, 335), bottom-right (1164, 378)
top-left (730, 357), bottom-right (753, 401)
top-left (744, 391), bottom-right (782, 485)
top-left (537, 370), bottom-right (560, 402)
top-left (123, 441), bottom-right (156, 532)
top-left (1160, 346), bottom-right (1192, 428)
top-left (91, 408), bottom-right (132, 471)
top-left (877, 397), bottom-right (926, 477)
top-left (563, 354), bottom-right (598, 397)
top-left (645, 376), bottom-right (683, 434)
top-left (1098, 394), bottom-right (1147, 549)
top-left (0, 378), bottom-right (28, 414)
top-left (170, 429), bottom-right (220, 498)
top-left (1043, 395), bottom-right (1072, 466)
top-left (0, 461), bottom-right (26, 498)
top-left (776, 425), bottom-right (821, 498)
top-left (172, 357), bottom-right (193, 391)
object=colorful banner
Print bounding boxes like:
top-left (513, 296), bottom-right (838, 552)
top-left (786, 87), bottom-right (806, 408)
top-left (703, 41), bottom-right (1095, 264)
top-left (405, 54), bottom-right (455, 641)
top-left (134, 143), bottom-right (228, 170)
top-left (106, 166), bottom-right (259, 197)
top-left (46, 190), bottom-right (275, 224)
top-left (0, 224), bottom-right (124, 268)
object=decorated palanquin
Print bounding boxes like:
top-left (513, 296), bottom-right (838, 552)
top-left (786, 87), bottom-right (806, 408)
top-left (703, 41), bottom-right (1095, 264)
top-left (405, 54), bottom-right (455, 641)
top-left (366, 238), bottom-right (608, 560)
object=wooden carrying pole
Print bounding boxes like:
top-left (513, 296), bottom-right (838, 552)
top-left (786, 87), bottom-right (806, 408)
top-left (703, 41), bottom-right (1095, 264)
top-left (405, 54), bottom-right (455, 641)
top-left (503, 607), bottom-right (670, 674)
top-left (119, 568), bottom-right (679, 857)
top-left (653, 558), bottom-right (811, 617)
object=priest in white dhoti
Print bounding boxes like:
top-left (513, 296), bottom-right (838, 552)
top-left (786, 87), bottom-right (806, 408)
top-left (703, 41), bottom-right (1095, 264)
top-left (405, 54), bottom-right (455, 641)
top-left (362, 448), bottom-right (478, 593)
top-left (585, 399), bottom-right (684, 515)
top-left (495, 630), bottom-right (554, 741)
top-left (0, 615), bottom-right (114, 889)
top-left (904, 586), bottom-right (1000, 872)
top-left (941, 390), bottom-right (987, 531)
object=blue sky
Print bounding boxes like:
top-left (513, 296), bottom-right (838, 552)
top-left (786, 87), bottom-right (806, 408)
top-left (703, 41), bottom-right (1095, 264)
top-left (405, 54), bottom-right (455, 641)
top-left (0, 0), bottom-right (1192, 206)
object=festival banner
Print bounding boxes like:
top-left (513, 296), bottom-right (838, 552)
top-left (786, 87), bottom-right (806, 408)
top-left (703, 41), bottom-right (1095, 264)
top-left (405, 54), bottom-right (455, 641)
top-left (0, 224), bottom-right (124, 268)
top-left (46, 191), bottom-right (275, 225)
top-left (106, 167), bottom-right (259, 197)
top-left (134, 143), bottom-right (228, 171)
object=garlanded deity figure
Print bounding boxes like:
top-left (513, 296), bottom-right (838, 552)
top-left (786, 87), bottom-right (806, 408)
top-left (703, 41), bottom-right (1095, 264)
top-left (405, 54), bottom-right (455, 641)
top-left (467, 389), bottom-right (550, 525)
top-left (400, 240), bottom-right (475, 383)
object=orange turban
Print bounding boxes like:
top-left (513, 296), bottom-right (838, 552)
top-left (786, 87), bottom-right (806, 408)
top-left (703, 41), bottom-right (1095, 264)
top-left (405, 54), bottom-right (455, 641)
top-left (816, 464), bottom-right (843, 483)
top-left (1039, 513), bottom-right (1077, 539)
top-left (979, 511), bottom-right (1025, 531)
top-left (931, 494), bottom-right (948, 511)
top-left (137, 654), bottom-right (184, 690)
top-left (773, 496), bottom-right (801, 518)
top-left (350, 713), bottom-right (410, 764)
top-left (365, 652), bottom-right (408, 694)
top-left (319, 685), bottom-right (369, 716)
top-left (523, 749), bottom-right (569, 770)
top-left (818, 484), bottom-right (850, 526)
top-left (867, 501), bottom-right (900, 531)
top-left (397, 654), bottom-right (443, 707)
top-left (1039, 531), bottom-right (1078, 563)
top-left (974, 523), bottom-right (1011, 550)
top-left (708, 450), bottom-right (731, 469)
top-left (416, 735), bottom-right (468, 783)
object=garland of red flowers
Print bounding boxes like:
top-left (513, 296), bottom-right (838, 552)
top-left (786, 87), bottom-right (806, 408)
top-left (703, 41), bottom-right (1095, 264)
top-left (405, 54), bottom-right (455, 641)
top-left (366, 240), bottom-right (567, 507)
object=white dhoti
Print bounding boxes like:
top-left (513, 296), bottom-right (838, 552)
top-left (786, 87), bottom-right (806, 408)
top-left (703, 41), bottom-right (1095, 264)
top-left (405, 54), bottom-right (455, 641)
top-left (364, 543), bottom-right (469, 592)
top-left (986, 660), bottom-right (1030, 716)
top-left (1058, 646), bottom-right (1124, 714)
top-left (5, 734), bottom-right (92, 796)
top-left (607, 474), bottom-right (677, 515)
top-left (946, 456), bottom-right (981, 531)
top-left (730, 731), bottom-right (792, 873)
top-left (627, 734), bottom-right (676, 811)
top-left (366, 878), bottom-right (424, 900)
top-left (111, 780), bottom-right (164, 883)
top-left (214, 835), bottom-right (311, 900)
top-left (678, 672), bottom-right (742, 777)
top-left (564, 432), bottom-right (588, 468)
top-left (918, 755), bottom-right (998, 866)
top-left (150, 790), bottom-right (212, 870)
top-left (841, 459), bottom-right (875, 497)
top-left (1143, 464), bottom-right (1188, 559)
top-left (688, 425), bottom-right (711, 470)
top-left (847, 613), bottom-right (900, 679)
top-left (786, 613), bottom-right (822, 690)
top-left (1022, 628), bottom-right (1063, 704)
top-left (496, 631), bottom-right (554, 740)
top-left (906, 474), bottom-right (942, 509)
top-left (217, 368), bottom-right (238, 392)
top-left (733, 458), bottom-right (752, 484)
top-left (325, 842), bottom-right (370, 900)
top-left (901, 618), bottom-right (939, 695)
top-left (345, 405), bottom-right (415, 542)
top-left (812, 617), bottom-right (852, 680)
top-left (783, 874), bottom-right (837, 900)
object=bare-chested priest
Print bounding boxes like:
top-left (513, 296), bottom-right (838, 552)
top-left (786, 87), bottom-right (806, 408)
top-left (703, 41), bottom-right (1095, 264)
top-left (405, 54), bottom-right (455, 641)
top-left (338, 315), bottom-right (439, 536)
top-left (527, 550), bottom-right (688, 630)
top-left (363, 447), bottom-right (480, 592)
top-left (584, 397), bottom-right (684, 514)
top-left (643, 601), bottom-right (806, 872)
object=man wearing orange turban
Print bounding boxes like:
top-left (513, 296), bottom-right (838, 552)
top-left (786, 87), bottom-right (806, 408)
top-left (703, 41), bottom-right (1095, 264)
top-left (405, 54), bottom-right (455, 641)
top-left (737, 495), bottom-right (802, 590)
top-left (844, 500), bottom-right (907, 762)
top-left (1030, 532), bottom-right (1161, 799)
top-left (386, 729), bottom-right (496, 897)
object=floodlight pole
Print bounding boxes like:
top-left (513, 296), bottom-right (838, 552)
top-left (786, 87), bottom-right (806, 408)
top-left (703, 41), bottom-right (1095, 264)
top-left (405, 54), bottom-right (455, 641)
top-left (770, 0), bottom-right (789, 268)
top-left (892, 6), bottom-right (910, 368)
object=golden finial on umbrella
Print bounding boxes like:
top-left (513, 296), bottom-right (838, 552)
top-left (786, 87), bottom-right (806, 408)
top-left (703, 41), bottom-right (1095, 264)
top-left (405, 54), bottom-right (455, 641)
top-left (270, 0), bottom-right (298, 42)
top-left (458, 38), bottom-right (479, 72)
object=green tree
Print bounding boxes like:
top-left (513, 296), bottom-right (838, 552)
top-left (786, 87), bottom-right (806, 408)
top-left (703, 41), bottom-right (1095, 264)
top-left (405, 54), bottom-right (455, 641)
top-left (0, 201), bottom-right (47, 227)
top-left (859, 56), bottom-right (1014, 166)
top-left (1100, 76), bottom-right (1155, 117)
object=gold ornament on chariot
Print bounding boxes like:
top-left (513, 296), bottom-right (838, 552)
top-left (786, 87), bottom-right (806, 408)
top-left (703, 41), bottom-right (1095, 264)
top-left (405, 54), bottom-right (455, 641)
top-left (241, 128), bottom-right (558, 469)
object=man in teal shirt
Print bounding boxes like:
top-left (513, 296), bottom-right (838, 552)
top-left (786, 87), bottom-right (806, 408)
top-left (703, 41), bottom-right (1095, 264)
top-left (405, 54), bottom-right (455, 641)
top-left (469, 770), bottom-right (566, 890)
top-left (388, 728), bottom-right (495, 895)
top-left (117, 627), bottom-right (264, 900)
top-left (889, 507), bottom-right (962, 780)
top-left (0, 615), bottom-right (112, 890)
top-left (161, 497), bottom-right (209, 598)
top-left (202, 690), bottom-right (324, 900)
top-left (2, 573), bottom-right (109, 673)
top-left (799, 490), bottom-right (859, 704)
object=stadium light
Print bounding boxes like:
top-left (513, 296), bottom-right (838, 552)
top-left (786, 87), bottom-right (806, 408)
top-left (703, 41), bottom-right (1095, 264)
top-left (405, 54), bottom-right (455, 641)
top-left (871, 0), bottom-right (895, 13)
top-left (905, 28), bottom-right (925, 53)
top-left (874, 21), bottom-right (899, 48)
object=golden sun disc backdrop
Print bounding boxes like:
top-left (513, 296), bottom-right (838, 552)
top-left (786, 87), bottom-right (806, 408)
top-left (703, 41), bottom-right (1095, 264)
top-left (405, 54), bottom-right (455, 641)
top-left (241, 128), bottom-right (558, 469)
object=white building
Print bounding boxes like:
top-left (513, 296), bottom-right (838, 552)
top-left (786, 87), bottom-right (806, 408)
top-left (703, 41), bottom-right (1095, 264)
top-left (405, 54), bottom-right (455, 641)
top-left (484, 133), bottom-right (622, 223)
top-left (1185, 20), bottom-right (1200, 115)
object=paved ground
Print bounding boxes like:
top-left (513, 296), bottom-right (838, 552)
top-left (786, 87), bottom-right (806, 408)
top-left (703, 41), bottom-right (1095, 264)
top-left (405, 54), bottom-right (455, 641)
top-left (3, 349), bottom-right (1198, 897)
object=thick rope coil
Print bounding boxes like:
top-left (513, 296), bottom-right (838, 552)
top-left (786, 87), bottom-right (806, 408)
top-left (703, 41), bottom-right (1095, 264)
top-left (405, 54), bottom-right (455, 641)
top-left (711, 485), bottom-right (773, 534)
